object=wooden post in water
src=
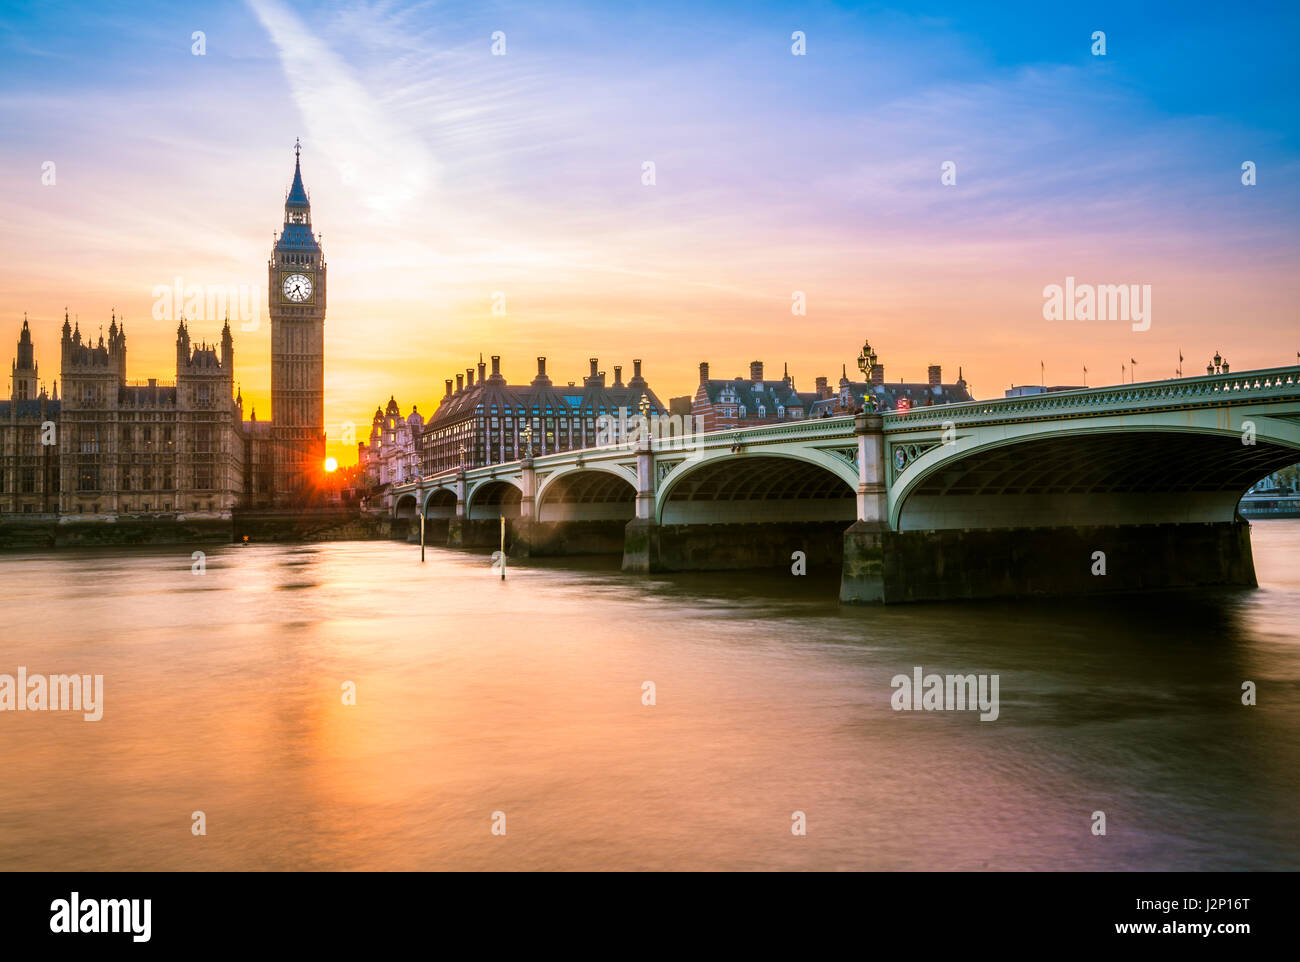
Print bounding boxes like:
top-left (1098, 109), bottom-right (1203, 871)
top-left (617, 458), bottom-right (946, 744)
top-left (420, 508), bottom-right (426, 563)
top-left (500, 515), bottom-right (506, 580)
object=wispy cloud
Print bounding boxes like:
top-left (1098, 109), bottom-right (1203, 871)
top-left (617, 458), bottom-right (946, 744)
top-left (246, 0), bottom-right (436, 221)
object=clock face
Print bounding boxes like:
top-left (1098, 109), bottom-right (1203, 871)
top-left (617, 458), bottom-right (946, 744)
top-left (282, 273), bottom-right (313, 303)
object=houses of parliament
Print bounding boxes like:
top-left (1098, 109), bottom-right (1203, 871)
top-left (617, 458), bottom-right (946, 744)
top-left (0, 146), bottom-right (327, 517)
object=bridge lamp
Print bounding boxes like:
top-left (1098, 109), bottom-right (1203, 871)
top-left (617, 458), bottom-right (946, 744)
top-left (856, 340), bottom-right (879, 412)
top-left (521, 424), bottom-right (533, 458)
top-left (458, 442), bottom-right (466, 468)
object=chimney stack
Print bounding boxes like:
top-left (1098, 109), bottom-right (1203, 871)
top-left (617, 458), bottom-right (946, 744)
top-left (456, 373), bottom-right (464, 392)
top-left (466, 367), bottom-right (474, 388)
top-left (928, 365), bottom-right (942, 387)
top-left (870, 364), bottom-right (885, 385)
top-left (537, 356), bottom-right (547, 377)
top-left (491, 355), bottom-right (501, 378)
top-left (750, 360), bottom-right (764, 383)
top-left (815, 375), bottom-right (829, 398)
top-left (699, 361), bottom-right (709, 384)
top-left (589, 357), bottom-right (598, 378)
top-left (478, 357), bottom-right (487, 382)
top-left (613, 365), bottom-right (623, 386)
top-left (445, 379), bottom-right (453, 396)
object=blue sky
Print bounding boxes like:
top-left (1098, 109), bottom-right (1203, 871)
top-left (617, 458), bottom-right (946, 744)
top-left (2, 0), bottom-right (1297, 458)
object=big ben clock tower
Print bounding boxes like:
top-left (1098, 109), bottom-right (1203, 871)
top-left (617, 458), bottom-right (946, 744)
top-left (269, 139), bottom-right (326, 502)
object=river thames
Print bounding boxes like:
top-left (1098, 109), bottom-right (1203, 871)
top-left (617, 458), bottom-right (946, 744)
top-left (2, 521), bottom-right (1298, 871)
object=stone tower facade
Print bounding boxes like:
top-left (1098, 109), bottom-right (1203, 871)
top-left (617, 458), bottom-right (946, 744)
top-left (268, 140), bottom-right (327, 503)
top-left (11, 315), bottom-right (38, 400)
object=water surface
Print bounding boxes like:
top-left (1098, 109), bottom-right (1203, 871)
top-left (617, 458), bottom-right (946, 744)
top-left (2, 522), bottom-right (1298, 870)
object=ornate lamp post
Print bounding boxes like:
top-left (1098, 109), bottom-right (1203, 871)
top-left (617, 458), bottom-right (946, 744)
top-left (458, 442), bottom-right (466, 469)
top-left (521, 424), bottom-right (533, 459)
top-left (638, 392), bottom-right (651, 444)
top-left (856, 339), bottom-right (879, 412)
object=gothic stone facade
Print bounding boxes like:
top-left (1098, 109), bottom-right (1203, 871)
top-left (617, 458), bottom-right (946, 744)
top-left (0, 147), bottom-right (328, 519)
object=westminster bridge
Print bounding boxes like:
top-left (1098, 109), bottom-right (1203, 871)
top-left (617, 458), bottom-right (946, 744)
top-left (390, 366), bottom-right (1300, 603)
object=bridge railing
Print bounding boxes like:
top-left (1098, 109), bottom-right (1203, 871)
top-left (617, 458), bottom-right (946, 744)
top-left (885, 366), bottom-right (1300, 428)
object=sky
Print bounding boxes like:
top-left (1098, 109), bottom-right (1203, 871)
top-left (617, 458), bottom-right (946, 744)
top-left (1, 0), bottom-right (1298, 464)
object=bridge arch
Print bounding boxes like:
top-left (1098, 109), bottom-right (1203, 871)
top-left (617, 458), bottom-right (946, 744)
top-left (536, 466), bottom-right (637, 522)
top-left (423, 486), bottom-right (458, 519)
top-left (466, 478), bottom-right (523, 520)
top-left (393, 492), bottom-right (418, 520)
top-left (656, 451), bottom-right (856, 525)
top-left (889, 416), bottom-right (1300, 531)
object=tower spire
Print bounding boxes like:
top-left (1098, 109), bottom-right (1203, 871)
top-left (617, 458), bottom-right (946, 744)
top-left (286, 141), bottom-right (309, 209)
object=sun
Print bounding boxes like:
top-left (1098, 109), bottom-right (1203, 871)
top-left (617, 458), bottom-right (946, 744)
top-left (324, 457), bottom-right (338, 473)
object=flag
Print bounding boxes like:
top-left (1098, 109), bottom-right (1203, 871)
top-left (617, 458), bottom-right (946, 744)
top-left (1130, 358), bottom-right (1137, 365)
